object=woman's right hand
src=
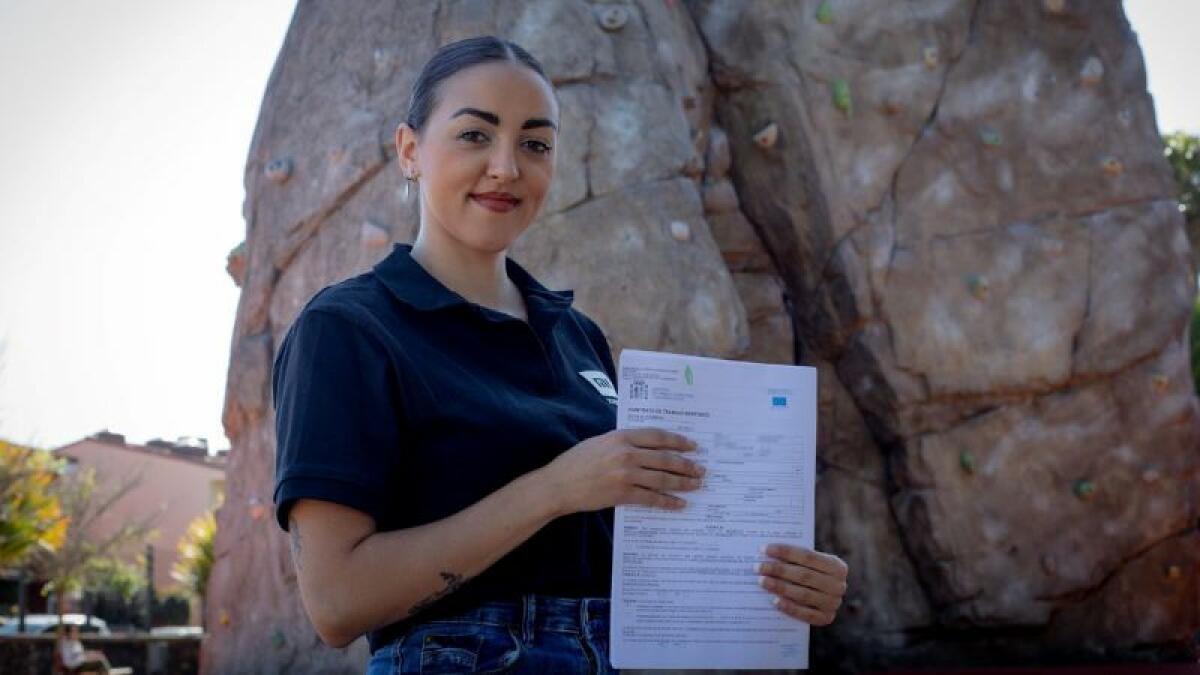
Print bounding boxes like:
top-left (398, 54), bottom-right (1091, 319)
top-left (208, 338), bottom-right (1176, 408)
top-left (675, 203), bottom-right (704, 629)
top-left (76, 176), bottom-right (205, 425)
top-left (540, 428), bottom-right (705, 515)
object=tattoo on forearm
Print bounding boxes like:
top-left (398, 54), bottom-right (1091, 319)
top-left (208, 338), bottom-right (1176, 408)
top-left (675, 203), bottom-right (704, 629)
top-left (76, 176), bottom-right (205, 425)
top-left (407, 571), bottom-right (465, 617)
top-left (288, 516), bottom-right (303, 572)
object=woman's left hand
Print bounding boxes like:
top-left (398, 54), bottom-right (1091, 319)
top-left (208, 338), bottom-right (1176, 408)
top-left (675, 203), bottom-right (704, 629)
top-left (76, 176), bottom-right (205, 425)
top-left (757, 544), bottom-right (848, 626)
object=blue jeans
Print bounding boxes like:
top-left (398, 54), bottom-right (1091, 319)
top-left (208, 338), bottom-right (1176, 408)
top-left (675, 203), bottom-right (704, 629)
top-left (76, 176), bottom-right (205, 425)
top-left (366, 595), bottom-right (616, 674)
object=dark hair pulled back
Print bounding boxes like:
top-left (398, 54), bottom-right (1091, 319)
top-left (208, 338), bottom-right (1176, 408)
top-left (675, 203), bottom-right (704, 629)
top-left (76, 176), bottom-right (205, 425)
top-left (405, 36), bottom-right (551, 133)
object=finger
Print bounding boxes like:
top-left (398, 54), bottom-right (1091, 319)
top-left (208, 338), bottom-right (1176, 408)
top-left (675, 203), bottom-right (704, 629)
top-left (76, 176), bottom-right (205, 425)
top-left (632, 448), bottom-right (706, 477)
top-left (623, 486), bottom-right (687, 510)
top-left (772, 596), bottom-right (835, 626)
top-left (757, 559), bottom-right (847, 597)
top-left (765, 544), bottom-right (849, 580)
top-left (632, 467), bottom-right (703, 493)
top-left (759, 575), bottom-right (842, 613)
top-left (623, 427), bottom-right (697, 451)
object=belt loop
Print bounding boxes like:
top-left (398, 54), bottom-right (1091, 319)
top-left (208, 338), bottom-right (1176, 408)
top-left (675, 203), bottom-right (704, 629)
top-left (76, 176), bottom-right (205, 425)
top-left (579, 598), bottom-right (591, 641)
top-left (522, 594), bottom-right (535, 645)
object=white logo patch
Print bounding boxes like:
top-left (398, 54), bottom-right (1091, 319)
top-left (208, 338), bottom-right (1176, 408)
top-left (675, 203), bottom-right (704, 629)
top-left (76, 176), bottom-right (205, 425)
top-left (578, 370), bottom-right (618, 403)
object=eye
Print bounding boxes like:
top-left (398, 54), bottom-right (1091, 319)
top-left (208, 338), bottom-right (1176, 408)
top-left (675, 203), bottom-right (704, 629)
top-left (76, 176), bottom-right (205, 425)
top-left (458, 130), bottom-right (487, 143)
top-left (523, 139), bottom-right (552, 155)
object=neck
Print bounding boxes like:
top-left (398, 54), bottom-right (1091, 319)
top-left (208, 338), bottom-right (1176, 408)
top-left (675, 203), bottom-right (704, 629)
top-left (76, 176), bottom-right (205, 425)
top-left (409, 227), bottom-right (519, 311)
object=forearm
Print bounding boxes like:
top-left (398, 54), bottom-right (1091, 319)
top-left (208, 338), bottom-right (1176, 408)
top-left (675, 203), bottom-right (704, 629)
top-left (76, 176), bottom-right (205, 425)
top-left (301, 466), bottom-right (564, 646)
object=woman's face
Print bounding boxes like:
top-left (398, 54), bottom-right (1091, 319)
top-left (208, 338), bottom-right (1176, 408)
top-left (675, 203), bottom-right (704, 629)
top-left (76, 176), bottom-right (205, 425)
top-left (397, 60), bottom-right (559, 254)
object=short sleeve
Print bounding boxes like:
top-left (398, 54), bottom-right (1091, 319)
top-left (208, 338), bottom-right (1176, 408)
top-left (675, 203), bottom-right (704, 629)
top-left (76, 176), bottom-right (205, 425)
top-left (271, 308), bottom-right (404, 532)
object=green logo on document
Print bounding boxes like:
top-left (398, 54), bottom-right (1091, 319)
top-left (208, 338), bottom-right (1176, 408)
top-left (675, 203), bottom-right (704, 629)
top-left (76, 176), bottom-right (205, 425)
top-left (684, 364), bottom-right (693, 385)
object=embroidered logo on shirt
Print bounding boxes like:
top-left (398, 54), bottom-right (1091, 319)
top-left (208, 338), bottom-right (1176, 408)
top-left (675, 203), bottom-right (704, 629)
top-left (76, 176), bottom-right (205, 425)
top-left (578, 370), bottom-right (618, 404)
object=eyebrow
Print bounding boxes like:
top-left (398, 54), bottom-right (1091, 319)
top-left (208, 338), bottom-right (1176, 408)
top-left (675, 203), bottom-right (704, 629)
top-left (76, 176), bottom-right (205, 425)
top-left (450, 107), bottom-right (557, 131)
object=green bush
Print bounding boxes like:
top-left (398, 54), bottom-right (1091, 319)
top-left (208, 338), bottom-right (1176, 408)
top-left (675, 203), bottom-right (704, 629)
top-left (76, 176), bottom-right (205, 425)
top-left (1192, 299), bottom-right (1200, 396)
top-left (1164, 131), bottom-right (1200, 222)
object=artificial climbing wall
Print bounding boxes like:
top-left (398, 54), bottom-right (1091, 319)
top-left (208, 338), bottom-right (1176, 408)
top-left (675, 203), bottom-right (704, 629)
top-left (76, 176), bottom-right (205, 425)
top-left (205, 1), bottom-right (1200, 673)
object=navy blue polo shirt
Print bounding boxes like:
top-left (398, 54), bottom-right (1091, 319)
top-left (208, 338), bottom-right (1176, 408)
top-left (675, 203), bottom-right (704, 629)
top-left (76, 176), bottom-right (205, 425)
top-left (271, 242), bottom-right (619, 653)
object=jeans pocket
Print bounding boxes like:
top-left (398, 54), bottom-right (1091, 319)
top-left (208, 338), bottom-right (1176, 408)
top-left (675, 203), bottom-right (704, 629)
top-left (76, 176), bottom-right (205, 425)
top-left (407, 623), bottom-right (522, 674)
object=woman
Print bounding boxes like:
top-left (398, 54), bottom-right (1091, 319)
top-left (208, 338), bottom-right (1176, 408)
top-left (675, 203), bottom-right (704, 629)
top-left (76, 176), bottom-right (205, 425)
top-left (272, 36), bottom-right (848, 674)
top-left (57, 623), bottom-right (111, 674)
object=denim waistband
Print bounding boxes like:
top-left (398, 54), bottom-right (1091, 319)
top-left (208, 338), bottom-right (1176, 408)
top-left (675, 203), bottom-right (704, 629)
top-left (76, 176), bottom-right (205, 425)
top-left (419, 594), bottom-right (610, 637)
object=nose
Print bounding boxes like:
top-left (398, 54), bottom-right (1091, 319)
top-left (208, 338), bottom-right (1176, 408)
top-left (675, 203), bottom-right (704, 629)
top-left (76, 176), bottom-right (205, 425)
top-left (487, 144), bottom-right (519, 182)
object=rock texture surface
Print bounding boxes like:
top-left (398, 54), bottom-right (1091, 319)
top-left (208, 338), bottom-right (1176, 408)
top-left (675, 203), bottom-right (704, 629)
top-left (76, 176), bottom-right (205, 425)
top-left (205, 1), bottom-right (1199, 673)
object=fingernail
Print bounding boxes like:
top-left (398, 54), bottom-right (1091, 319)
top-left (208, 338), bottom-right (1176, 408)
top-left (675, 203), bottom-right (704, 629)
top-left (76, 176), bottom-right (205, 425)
top-left (755, 562), bottom-right (767, 574)
top-left (758, 575), bottom-right (769, 589)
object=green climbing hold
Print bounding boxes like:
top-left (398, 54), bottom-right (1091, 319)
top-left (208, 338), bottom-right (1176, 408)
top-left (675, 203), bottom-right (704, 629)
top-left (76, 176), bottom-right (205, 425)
top-left (831, 79), bottom-right (852, 117)
top-left (979, 126), bottom-right (1002, 147)
top-left (272, 629), bottom-right (287, 649)
top-left (816, 0), bottom-right (834, 24)
top-left (1073, 479), bottom-right (1096, 500)
top-left (959, 450), bottom-right (976, 474)
top-left (965, 274), bottom-right (990, 300)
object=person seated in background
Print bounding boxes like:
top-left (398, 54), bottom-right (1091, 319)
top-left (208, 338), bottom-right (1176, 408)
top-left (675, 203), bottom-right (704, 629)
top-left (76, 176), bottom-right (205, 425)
top-left (57, 623), bottom-right (112, 674)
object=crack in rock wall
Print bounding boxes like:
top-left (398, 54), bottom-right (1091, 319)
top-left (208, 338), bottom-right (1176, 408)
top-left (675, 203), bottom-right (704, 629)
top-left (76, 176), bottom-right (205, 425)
top-left (205, 2), bottom-right (1200, 672)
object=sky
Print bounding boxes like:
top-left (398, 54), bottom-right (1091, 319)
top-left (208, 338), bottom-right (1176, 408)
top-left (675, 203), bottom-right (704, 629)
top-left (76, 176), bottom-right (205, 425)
top-left (0, 1), bottom-right (1196, 453)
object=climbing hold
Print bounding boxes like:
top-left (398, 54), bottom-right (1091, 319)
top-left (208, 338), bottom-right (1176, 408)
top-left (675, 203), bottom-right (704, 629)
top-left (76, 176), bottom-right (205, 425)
top-left (1151, 373), bottom-right (1170, 393)
top-left (923, 45), bottom-right (939, 70)
top-left (226, 241), bottom-right (247, 288)
top-left (816, 0), bottom-right (834, 25)
top-left (248, 495), bottom-right (267, 521)
top-left (753, 122), bottom-right (779, 150)
top-left (965, 274), bottom-right (990, 301)
top-left (1080, 56), bottom-right (1104, 86)
top-left (265, 157), bottom-right (293, 184)
top-left (959, 449), bottom-right (976, 474)
top-left (670, 220), bottom-right (692, 242)
top-left (831, 79), bottom-right (853, 117)
top-left (1101, 156), bottom-right (1124, 177)
top-left (597, 6), bottom-right (628, 31)
top-left (882, 97), bottom-right (903, 116)
top-left (979, 126), bottom-right (1002, 148)
top-left (1166, 565), bottom-right (1183, 580)
top-left (219, 609), bottom-right (231, 627)
top-left (1043, 0), bottom-right (1066, 14)
top-left (361, 220), bottom-right (389, 249)
top-left (272, 629), bottom-right (287, 649)
top-left (1072, 479), bottom-right (1095, 500)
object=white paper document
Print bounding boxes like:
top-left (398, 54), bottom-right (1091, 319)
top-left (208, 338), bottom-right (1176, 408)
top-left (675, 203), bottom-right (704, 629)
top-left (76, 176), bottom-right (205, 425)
top-left (609, 349), bottom-right (817, 671)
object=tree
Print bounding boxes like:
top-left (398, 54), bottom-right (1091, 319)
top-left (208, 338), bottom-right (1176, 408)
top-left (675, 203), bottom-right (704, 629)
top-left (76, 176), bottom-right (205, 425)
top-left (1192, 299), bottom-right (1200, 397)
top-left (84, 556), bottom-right (145, 629)
top-left (171, 510), bottom-right (215, 628)
top-left (0, 440), bottom-right (67, 567)
top-left (27, 465), bottom-right (160, 626)
top-left (1164, 131), bottom-right (1200, 222)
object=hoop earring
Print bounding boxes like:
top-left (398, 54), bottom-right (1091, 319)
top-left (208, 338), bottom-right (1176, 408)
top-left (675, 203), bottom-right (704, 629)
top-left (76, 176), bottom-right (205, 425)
top-left (404, 172), bottom-right (420, 201)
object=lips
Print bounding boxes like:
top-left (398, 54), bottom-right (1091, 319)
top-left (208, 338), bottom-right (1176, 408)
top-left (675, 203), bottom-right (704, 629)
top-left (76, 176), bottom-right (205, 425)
top-left (470, 193), bottom-right (521, 213)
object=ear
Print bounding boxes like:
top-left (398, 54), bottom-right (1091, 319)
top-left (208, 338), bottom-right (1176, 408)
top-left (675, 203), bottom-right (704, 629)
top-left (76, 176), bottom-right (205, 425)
top-left (394, 123), bottom-right (419, 177)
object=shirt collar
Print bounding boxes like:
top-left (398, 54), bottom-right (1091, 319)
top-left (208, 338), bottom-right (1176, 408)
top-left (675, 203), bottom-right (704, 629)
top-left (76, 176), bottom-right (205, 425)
top-left (373, 242), bottom-right (574, 319)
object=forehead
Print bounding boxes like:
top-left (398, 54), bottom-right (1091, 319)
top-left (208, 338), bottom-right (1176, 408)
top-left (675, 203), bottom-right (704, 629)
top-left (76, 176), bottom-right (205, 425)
top-left (432, 61), bottom-right (557, 125)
